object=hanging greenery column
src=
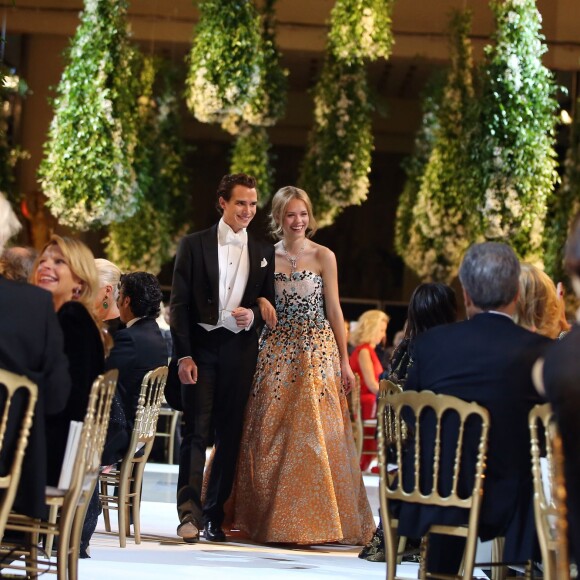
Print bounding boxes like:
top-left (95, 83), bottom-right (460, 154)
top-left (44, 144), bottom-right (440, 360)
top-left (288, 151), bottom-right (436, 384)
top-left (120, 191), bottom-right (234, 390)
top-left (544, 98), bottom-right (580, 281)
top-left (39, 0), bottom-right (139, 230)
top-left (394, 74), bottom-right (445, 268)
top-left (299, 0), bottom-right (394, 227)
top-left (229, 0), bottom-right (287, 205)
top-left (404, 11), bottom-right (476, 282)
top-left (105, 56), bottom-right (190, 274)
top-left (469, 0), bottom-right (559, 262)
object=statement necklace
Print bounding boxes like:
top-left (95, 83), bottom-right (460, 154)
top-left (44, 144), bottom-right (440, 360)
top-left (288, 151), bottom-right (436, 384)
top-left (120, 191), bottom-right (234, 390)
top-left (282, 241), bottom-right (306, 273)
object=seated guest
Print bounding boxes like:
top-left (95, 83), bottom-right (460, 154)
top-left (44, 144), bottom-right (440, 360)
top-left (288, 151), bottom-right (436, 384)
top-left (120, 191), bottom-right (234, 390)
top-left (0, 246), bottom-right (37, 282)
top-left (399, 242), bottom-right (550, 575)
top-left (514, 262), bottom-right (570, 339)
top-left (30, 235), bottom-right (106, 487)
top-left (349, 309), bottom-right (389, 471)
top-left (0, 195), bottom-right (71, 520)
top-left (535, 214), bottom-right (580, 565)
top-left (82, 272), bottom-right (167, 557)
top-left (359, 282), bottom-right (457, 562)
top-left (94, 258), bottom-right (123, 336)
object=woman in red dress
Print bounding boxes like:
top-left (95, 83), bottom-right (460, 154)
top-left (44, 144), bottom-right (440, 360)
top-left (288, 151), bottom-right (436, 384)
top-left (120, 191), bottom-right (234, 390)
top-left (349, 309), bottom-right (389, 471)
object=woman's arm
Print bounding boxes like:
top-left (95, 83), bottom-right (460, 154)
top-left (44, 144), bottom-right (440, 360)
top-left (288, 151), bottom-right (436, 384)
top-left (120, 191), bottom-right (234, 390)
top-left (257, 297), bottom-right (277, 328)
top-left (357, 347), bottom-right (380, 395)
top-left (319, 246), bottom-right (355, 392)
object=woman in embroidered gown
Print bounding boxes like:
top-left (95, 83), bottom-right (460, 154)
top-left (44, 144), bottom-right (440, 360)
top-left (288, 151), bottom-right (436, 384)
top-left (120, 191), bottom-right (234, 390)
top-left (232, 186), bottom-right (374, 545)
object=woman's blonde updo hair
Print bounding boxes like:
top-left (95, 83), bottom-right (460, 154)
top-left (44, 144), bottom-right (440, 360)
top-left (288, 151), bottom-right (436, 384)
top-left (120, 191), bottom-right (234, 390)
top-left (95, 258), bottom-right (122, 301)
top-left (514, 262), bottom-right (570, 339)
top-left (32, 235), bottom-right (99, 314)
top-left (350, 309), bottom-right (390, 346)
top-left (269, 186), bottom-right (318, 240)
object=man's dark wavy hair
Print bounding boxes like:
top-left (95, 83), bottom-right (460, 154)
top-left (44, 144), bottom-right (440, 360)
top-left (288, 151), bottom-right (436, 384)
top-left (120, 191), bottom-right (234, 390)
top-left (120, 272), bottom-right (162, 318)
top-left (216, 173), bottom-right (257, 213)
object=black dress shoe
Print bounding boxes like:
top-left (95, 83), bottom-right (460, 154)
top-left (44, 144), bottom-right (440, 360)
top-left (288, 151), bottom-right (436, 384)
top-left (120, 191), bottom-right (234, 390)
top-left (203, 522), bottom-right (226, 542)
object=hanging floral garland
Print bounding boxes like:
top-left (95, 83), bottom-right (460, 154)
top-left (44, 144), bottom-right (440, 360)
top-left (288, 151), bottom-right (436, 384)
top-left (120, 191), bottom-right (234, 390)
top-left (469, 0), bottom-right (559, 263)
top-left (39, 0), bottom-right (140, 230)
top-left (105, 56), bottom-right (190, 273)
top-left (328, 0), bottom-right (395, 65)
top-left (394, 72), bottom-right (445, 262)
top-left (299, 57), bottom-right (373, 227)
top-left (544, 98), bottom-right (580, 282)
top-left (230, 126), bottom-right (274, 207)
top-left (185, 0), bottom-right (286, 136)
top-left (405, 10), bottom-right (477, 282)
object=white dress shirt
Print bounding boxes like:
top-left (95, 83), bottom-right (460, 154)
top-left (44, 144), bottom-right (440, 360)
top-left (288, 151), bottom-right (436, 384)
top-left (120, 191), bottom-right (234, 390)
top-left (199, 218), bottom-right (252, 334)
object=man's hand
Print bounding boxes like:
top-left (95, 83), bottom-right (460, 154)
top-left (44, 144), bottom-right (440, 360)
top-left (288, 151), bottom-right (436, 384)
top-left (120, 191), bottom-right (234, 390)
top-left (178, 358), bottom-right (198, 384)
top-left (232, 307), bottom-right (254, 328)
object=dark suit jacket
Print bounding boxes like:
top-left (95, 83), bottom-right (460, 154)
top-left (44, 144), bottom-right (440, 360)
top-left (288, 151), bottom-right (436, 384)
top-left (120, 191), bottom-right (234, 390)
top-left (542, 324), bottom-right (580, 565)
top-left (106, 317), bottom-right (168, 427)
top-left (46, 301), bottom-right (105, 486)
top-left (399, 312), bottom-right (550, 556)
top-left (170, 224), bottom-right (275, 359)
top-left (0, 277), bottom-right (71, 518)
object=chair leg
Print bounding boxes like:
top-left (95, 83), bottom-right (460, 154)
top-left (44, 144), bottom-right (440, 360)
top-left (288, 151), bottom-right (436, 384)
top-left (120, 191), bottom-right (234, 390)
top-left (117, 466), bottom-right (131, 548)
top-left (384, 521), bottom-right (398, 580)
top-left (100, 479), bottom-right (111, 532)
top-left (396, 535), bottom-right (406, 565)
top-left (419, 535), bottom-right (428, 580)
top-left (492, 537), bottom-right (508, 580)
top-left (168, 412), bottom-right (180, 465)
top-left (131, 463), bottom-right (147, 544)
top-left (44, 505), bottom-right (59, 556)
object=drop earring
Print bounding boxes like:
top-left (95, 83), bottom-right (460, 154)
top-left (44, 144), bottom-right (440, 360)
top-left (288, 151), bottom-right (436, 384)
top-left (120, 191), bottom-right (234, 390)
top-left (103, 295), bottom-right (109, 310)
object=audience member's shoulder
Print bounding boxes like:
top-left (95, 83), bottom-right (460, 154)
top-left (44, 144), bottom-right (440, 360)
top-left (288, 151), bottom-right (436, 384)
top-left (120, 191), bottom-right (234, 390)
top-left (1, 277), bottom-right (53, 305)
top-left (57, 300), bottom-right (93, 325)
top-left (544, 324), bottom-right (580, 363)
top-left (414, 320), bottom-right (462, 345)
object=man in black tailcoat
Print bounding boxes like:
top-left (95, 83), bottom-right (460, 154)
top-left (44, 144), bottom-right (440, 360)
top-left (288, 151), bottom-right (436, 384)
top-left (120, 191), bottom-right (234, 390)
top-left (170, 174), bottom-right (275, 543)
top-left (399, 242), bottom-right (550, 574)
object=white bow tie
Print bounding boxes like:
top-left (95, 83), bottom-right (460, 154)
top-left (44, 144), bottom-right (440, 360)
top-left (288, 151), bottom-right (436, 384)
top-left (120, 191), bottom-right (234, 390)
top-left (224, 229), bottom-right (246, 247)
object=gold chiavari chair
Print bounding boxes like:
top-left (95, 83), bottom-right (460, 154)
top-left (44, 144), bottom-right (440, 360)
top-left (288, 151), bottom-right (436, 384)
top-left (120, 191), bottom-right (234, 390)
top-left (99, 366), bottom-right (168, 548)
top-left (0, 369), bottom-right (117, 580)
top-left (0, 369), bottom-right (38, 540)
top-left (528, 403), bottom-right (569, 580)
top-left (377, 389), bottom-right (490, 580)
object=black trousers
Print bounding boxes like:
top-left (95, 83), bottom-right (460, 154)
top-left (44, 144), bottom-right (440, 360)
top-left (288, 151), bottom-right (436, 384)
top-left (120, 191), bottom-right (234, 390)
top-left (176, 325), bottom-right (258, 527)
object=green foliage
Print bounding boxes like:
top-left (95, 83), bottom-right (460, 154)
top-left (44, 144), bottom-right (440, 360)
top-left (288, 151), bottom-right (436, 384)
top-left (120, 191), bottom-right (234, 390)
top-left (404, 10), bottom-right (477, 282)
top-left (230, 126), bottom-right (274, 207)
top-left (328, 0), bottom-right (395, 65)
top-left (469, 0), bottom-right (559, 262)
top-left (394, 72), bottom-right (445, 258)
top-left (298, 57), bottom-right (374, 227)
top-left (39, 0), bottom-right (140, 230)
top-left (185, 0), bottom-right (286, 135)
top-left (0, 67), bottom-right (30, 206)
top-left (544, 100), bottom-right (580, 282)
top-left (104, 56), bottom-right (191, 274)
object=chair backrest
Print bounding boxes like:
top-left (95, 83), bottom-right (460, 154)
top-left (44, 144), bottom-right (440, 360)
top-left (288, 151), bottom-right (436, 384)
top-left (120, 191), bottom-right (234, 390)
top-left (0, 369), bottom-right (38, 536)
top-left (529, 403), bottom-right (569, 579)
top-left (377, 390), bottom-right (489, 515)
top-left (126, 366), bottom-right (168, 456)
top-left (67, 369), bottom-right (118, 500)
top-left (378, 379), bottom-right (404, 449)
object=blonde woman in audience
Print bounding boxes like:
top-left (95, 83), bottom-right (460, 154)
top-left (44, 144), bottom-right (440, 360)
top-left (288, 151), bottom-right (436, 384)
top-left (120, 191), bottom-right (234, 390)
top-left (514, 262), bottom-right (570, 339)
top-left (31, 236), bottom-right (106, 490)
top-left (94, 258), bottom-right (123, 335)
top-left (349, 309), bottom-right (389, 471)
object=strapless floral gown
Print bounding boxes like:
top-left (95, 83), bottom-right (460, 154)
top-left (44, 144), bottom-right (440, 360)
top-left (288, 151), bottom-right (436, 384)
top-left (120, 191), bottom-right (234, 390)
top-left (232, 270), bottom-right (374, 544)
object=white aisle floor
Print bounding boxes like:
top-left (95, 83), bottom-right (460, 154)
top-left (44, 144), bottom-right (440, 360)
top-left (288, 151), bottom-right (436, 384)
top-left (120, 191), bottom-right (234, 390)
top-left (75, 464), bottom-right (489, 580)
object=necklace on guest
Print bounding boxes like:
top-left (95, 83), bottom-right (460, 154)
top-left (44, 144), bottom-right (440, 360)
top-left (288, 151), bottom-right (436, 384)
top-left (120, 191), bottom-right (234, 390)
top-left (282, 240), bottom-right (306, 273)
